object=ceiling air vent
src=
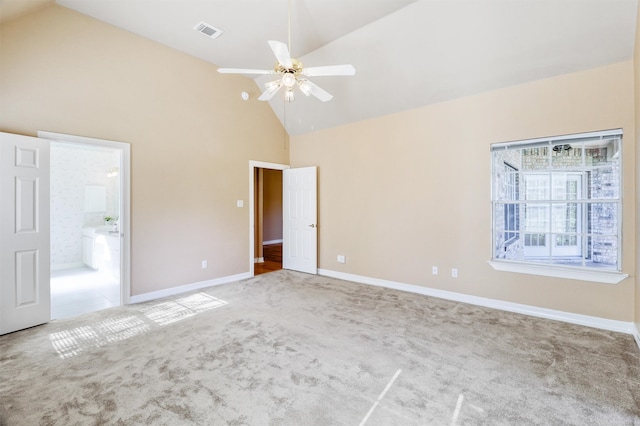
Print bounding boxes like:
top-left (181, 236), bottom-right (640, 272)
top-left (194, 21), bottom-right (223, 39)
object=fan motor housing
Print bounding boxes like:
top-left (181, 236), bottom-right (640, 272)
top-left (276, 59), bottom-right (303, 75)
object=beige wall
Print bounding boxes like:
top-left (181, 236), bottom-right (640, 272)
top-left (291, 61), bottom-right (636, 322)
top-left (263, 169), bottom-right (283, 242)
top-left (2, 4), bottom-right (636, 323)
top-left (0, 5), bottom-right (289, 296)
top-left (635, 2), bottom-right (640, 332)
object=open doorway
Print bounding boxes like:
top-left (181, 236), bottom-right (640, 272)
top-left (254, 168), bottom-right (283, 275)
top-left (40, 130), bottom-right (130, 320)
top-left (49, 141), bottom-right (122, 319)
top-left (249, 161), bottom-right (289, 276)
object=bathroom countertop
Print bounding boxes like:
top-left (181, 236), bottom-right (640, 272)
top-left (82, 225), bottom-right (119, 237)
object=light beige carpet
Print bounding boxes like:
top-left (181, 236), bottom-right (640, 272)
top-left (1, 270), bottom-right (639, 425)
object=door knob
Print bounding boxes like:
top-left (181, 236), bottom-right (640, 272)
top-left (309, 224), bottom-right (316, 228)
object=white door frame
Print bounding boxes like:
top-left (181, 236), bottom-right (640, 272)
top-left (38, 131), bottom-right (131, 305)
top-left (249, 160), bottom-right (289, 276)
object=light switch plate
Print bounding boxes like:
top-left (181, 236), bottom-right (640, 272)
top-left (237, 200), bottom-right (244, 208)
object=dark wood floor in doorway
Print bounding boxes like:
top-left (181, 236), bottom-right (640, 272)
top-left (255, 243), bottom-right (282, 275)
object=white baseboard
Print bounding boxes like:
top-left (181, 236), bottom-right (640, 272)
top-left (50, 262), bottom-right (86, 271)
top-left (254, 257), bottom-right (264, 263)
top-left (129, 272), bottom-right (251, 304)
top-left (318, 269), bottom-right (636, 336)
top-left (263, 239), bottom-right (283, 245)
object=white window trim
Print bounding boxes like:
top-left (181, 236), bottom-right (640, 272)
top-left (488, 260), bottom-right (628, 284)
top-left (490, 129), bottom-right (624, 283)
top-left (491, 128), bottom-right (623, 149)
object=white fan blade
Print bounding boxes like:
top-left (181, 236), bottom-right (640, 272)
top-left (268, 40), bottom-right (293, 68)
top-left (305, 80), bottom-right (333, 102)
top-left (217, 68), bottom-right (273, 75)
top-left (302, 64), bottom-right (356, 77)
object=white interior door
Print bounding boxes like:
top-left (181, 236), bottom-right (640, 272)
top-left (1, 132), bottom-right (50, 335)
top-left (283, 166), bottom-right (317, 274)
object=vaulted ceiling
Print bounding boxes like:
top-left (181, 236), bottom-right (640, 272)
top-left (1, 0), bottom-right (638, 135)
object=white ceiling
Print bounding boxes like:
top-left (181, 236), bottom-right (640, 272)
top-left (3, 0), bottom-right (638, 135)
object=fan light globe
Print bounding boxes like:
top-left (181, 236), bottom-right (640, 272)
top-left (285, 89), bottom-right (295, 102)
top-left (282, 72), bottom-right (296, 88)
top-left (265, 80), bottom-right (281, 92)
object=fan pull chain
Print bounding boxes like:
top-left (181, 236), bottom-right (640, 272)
top-left (283, 100), bottom-right (287, 150)
top-left (288, 0), bottom-right (292, 55)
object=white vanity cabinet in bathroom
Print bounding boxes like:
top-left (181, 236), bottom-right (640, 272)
top-left (82, 227), bottom-right (102, 269)
top-left (102, 232), bottom-right (121, 279)
top-left (82, 226), bottom-right (120, 279)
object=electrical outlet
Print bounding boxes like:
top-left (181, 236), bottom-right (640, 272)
top-left (337, 255), bottom-right (346, 264)
top-left (432, 266), bottom-right (438, 275)
top-left (202, 260), bottom-right (208, 269)
top-left (452, 268), bottom-right (458, 278)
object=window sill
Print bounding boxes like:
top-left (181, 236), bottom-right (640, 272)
top-left (488, 260), bottom-right (628, 284)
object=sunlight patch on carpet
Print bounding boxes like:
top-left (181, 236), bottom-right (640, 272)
top-left (141, 293), bottom-right (227, 326)
top-left (450, 393), bottom-right (464, 426)
top-left (48, 293), bottom-right (227, 358)
top-left (359, 368), bottom-right (402, 426)
top-left (176, 293), bottom-right (228, 313)
top-left (450, 392), bottom-right (486, 424)
top-left (49, 316), bottom-right (149, 359)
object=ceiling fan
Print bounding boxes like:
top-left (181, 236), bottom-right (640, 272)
top-left (217, 2), bottom-right (355, 103)
top-left (218, 41), bottom-right (355, 103)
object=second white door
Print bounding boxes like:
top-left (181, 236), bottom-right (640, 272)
top-left (282, 166), bottom-right (317, 274)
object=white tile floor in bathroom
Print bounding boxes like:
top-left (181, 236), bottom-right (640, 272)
top-left (50, 267), bottom-right (121, 320)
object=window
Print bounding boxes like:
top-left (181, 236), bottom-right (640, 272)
top-left (503, 163), bottom-right (519, 247)
top-left (491, 129), bottom-right (623, 277)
